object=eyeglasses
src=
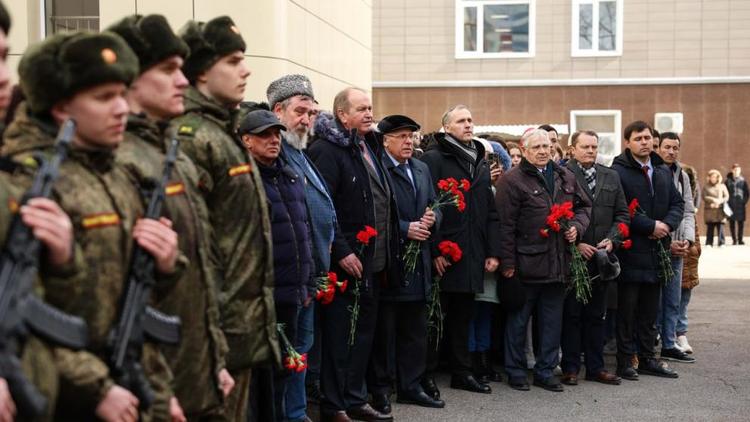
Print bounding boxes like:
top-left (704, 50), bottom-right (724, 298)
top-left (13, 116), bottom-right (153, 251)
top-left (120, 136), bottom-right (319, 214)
top-left (385, 133), bottom-right (419, 142)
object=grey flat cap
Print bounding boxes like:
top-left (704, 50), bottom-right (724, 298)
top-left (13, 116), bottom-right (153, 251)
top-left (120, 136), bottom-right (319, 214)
top-left (266, 74), bottom-right (315, 108)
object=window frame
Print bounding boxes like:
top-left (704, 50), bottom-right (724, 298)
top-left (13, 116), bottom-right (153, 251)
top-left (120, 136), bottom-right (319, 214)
top-left (569, 109), bottom-right (622, 165)
top-left (570, 0), bottom-right (623, 57)
top-left (455, 0), bottom-right (536, 59)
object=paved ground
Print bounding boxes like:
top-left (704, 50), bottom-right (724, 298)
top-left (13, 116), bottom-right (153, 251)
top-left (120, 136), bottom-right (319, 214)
top-left (379, 239), bottom-right (750, 421)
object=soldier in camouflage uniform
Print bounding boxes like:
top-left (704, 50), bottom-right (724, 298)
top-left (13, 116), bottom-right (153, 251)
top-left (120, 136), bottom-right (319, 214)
top-left (1, 31), bottom-right (182, 422)
top-left (0, 3), bottom-right (80, 421)
top-left (171, 16), bottom-right (278, 422)
top-left (107, 14), bottom-right (235, 421)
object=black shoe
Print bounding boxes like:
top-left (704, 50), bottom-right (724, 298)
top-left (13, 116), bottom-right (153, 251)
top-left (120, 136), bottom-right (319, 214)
top-left (478, 351), bottom-right (503, 383)
top-left (508, 377), bottom-right (530, 391)
top-left (533, 376), bottom-right (564, 392)
top-left (396, 391), bottom-right (446, 408)
top-left (370, 393), bottom-right (391, 415)
top-left (616, 366), bottom-right (639, 381)
top-left (661, 348), bottom-right (696, 363)
top-left (346, 403), bottom-right (393, 421)
top-left (450, 374), bottom-right (492, 394)
top-left (420, 377), bottom-right (441, 400)
top-left (306, 380), bottom-right (323, 404)
top-left (638, 358), bottom-right (679, 378)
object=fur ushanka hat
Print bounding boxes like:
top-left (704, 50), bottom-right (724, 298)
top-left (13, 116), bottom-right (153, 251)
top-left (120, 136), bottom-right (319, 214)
top-left (107, 14), bottom-right (189, 73)
top-left (19, 32), bottom-right (139, 114)
top-left (179, 16), bottom-right (246, 84)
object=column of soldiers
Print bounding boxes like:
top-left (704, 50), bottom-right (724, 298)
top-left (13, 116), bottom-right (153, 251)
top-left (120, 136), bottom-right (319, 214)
top-left (0, 2), bottom-right (696, 422)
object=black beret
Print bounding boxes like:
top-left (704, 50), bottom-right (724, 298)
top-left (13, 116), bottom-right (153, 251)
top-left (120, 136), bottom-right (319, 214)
top-left (179, 16), bottom-right (246, 84)
top-left (0, 1), bottom-right (10, 35)
top-left (19, 32), bottom-right (139, 114)
top-left (107, 14), bottom-right (189, 73)
top-left (377, 114), bottom-right (420, 135)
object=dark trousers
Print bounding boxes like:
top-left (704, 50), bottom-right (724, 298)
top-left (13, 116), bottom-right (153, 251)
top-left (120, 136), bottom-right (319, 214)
top-left (441, 292), bottom-right (476, 376)
top-left (504, 283), bottom-right (566, 381)
top-left (560, 281), bottom-right (609, 375)
top-left (368, 300), bottom-right (428, 396)
top-left (616, 281), bottom-right (660, 367)
top-left (729, 218), bottom-right (745, 243)
top-left (306, 302), bottom-right (322, 385)
top-left (320, 271), bottom-right (380, 415)
top-left (706, 222), bottom-right (725, 246)
top-left (272, 303), bottom-right (299, 421)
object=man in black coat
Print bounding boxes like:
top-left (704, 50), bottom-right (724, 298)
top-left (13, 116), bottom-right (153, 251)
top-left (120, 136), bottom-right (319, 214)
top-left (367, 115), bottom-right (445, 412)
top-left (308, 88), bottom-right (399, 422)
top-left (561, 131), bottom-right (629, 386)
top-left (496, 129), bottom-right (591, 393)
top-left (726, 163), bottom-right (749, 244)
top-left (419, 105), bottom-right (501, 394)
top-left (611, 120), bottom-right (684, 381)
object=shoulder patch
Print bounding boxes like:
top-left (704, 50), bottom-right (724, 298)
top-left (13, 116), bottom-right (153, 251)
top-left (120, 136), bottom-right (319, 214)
top-left (178, 125), bottom-right (195, 136)
top-left (228, 163), bottom-right (252, 177)
top-left (81, 212), bottom-right (121, 229)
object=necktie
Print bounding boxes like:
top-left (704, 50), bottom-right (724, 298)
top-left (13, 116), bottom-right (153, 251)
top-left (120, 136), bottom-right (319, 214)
top-left (583, 167), bottom-right (596, 192)
top-left (359, 141), bottom-right (376, 171)
top-left (641, 165), bottom-right (652, 193)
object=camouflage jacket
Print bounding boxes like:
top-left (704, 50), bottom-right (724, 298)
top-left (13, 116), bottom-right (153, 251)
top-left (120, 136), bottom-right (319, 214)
top-left (1, 107), bottom-right (176, 421)
top-left (116, 113), bottom-right (228, 413)
top-left (170, 87), bottom-right (279, 369)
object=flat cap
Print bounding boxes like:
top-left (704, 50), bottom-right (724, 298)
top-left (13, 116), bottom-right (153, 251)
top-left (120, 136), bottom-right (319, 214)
top-left (377, 114), bottom-right (420, 135)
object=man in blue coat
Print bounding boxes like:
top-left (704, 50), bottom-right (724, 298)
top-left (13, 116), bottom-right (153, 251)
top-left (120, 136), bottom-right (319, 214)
top-left (611, 120), bottom-right (684, 381)
top-left (368, 115), bottom-right (445, 412)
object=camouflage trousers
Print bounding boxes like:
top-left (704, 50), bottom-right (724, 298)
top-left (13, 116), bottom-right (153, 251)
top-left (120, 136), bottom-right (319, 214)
top-left (222, 368), bottom-right (251, 422)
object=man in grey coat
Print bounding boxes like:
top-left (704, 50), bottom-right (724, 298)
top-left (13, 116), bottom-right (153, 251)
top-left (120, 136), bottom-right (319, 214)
top-left (561, 130), bottom-right (629, 386)
top-left (655, 132), bottom-right (696, 363)
top-left (268, 74), bottom-right (338, 421)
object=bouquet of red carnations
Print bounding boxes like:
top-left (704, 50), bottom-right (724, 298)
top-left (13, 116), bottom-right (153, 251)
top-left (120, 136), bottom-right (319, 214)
top-left (540, 201), bottom-right (592, 303)
top-left (277, 323), bottom-right (307, 372)
top-left (628, 199), bottom-right (674, 284)
top-left (348, 225), bottom-right (378, 346)
top-left (426, 240), bottom-right (463, 349)
top-left (314, 272), bottom-right (348, 305)
top-left (403, 178), bottom-right (469, 276)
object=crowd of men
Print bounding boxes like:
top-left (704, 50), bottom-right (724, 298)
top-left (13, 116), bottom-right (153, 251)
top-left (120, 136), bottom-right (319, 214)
top-left (0, 3), bottom-right (703, 422)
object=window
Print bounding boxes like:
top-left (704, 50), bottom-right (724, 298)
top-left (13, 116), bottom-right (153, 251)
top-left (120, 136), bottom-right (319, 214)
top-left (45, 0), bottom-right (100, 35)
top-left (569, 110), bottom-right (621, 166)
top-left (571, 0), bottom-right (623, 57)
top-left (456, 0), bottom-right (536, 59)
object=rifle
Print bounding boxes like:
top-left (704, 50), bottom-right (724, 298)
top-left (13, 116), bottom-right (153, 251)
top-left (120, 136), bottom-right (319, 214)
top-left (107, 134), bottom-right (182, 410)
top-left (0, 119), bottom-right (88, 419)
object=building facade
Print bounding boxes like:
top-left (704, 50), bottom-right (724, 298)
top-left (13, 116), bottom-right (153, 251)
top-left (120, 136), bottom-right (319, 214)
top-left (373, 0), bottom-right (750, 177)
top-left (5, 0), bottom-right (373, 109)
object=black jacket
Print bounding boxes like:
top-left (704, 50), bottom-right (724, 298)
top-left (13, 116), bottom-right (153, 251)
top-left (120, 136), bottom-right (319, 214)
top-left (308, 113), bottom-right (401, 289)
top-left (726, 175), bottom-right (749, 221)
top-left (380, 153), bottom-right (441, 301)
top-left (419, 133), bottom-right (501, 293)
top-left (566, 159), bottom-right (630, 248)
top-left (258, 158), bottom-right (313, 306)
top-left (611, 150), bottom-right (684, 283)
top-left (496, 159), bottom-right (591, 284)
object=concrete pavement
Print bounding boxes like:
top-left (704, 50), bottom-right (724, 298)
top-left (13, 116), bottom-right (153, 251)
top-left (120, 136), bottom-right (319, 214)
top-left (384, 240), bottom-right (750, 421)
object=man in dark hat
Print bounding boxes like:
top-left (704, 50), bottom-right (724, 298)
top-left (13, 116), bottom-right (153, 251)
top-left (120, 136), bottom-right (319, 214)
top-left (268, 74), bottom-right (336, 422)
top-left (561, 130), bottom-right (629, 387)
top-left (3, 30), bottom-right (181, 421)
top-left (108, 14), bottom-right (235, 420)
top-left (170, 16), bottom-right (276, 422)
top-left (368, 115), bottom-right (445, 411)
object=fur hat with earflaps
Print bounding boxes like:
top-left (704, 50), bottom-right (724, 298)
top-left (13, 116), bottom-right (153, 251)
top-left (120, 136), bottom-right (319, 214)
top-left (19, 32), bottom-right (139, 114)
top-left (179, 16), bottom-right (246, 84)
top-left (107, 14), bottom-right (189, 73)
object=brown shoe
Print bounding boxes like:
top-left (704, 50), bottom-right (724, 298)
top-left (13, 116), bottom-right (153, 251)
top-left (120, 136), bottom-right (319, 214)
top-left (321, 410), bottom-right (352, 422)
top-left (561, 373), bottom-right (578, 386)
top-left (585, 370), bottom-right (622, 385)
top-left (346, 403), bottom-right (393, 421)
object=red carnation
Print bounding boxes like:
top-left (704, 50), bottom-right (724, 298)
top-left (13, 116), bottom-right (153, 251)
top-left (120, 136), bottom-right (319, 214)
top-left (327, 271), bottom-right (338, 284)
top-left (438, 240), bottom-right (463, 263)
top-left (460, 179), bottom-right (470, 191)
top-left (617, 223), bottom-right (630, 238)
top-left (540, 228), bottom-right (549, 238)
top-left (622, 239), bottom-right (633, 250)
top-left (365, 225), bottom-right (378, 237)
top-left (338, 279), bottom-right (348, 293)
top-left (628, 199), bottom-right (639, 218)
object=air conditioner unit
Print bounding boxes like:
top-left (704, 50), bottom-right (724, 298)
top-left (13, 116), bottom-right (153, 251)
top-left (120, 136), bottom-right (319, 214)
top-left (654, 113), bottom-right (684, 134)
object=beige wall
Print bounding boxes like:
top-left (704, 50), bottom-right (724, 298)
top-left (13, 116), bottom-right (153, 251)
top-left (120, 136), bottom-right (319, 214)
top-left (5, 0), bottom-right (372, 109)
top-left (373, 0), bottom-right (750, 82)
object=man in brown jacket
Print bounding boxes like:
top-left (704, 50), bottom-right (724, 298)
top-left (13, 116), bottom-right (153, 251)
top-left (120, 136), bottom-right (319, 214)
top-left (496, 129), bottom-right (591, 393)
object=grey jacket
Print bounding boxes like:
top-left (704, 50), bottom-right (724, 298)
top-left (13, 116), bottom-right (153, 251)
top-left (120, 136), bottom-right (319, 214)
top-left (670, 162), bottom-right (696, 243)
